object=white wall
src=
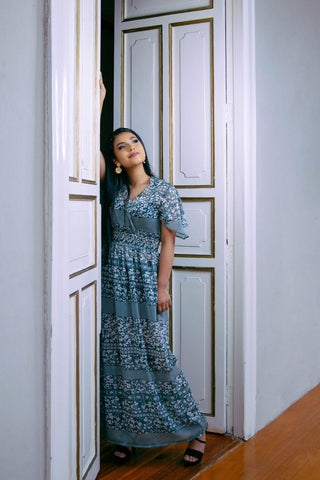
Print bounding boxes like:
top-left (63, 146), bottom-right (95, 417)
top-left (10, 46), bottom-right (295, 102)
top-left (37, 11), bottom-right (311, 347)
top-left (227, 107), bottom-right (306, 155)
top-left (0, 1), bottom-right (46, 479)
top-left (255, 0), bottom-right (320, 431)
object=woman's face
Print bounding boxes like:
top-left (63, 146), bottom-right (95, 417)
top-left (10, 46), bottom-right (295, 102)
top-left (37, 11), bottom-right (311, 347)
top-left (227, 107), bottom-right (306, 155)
top-left (113, 131), bottom-right (146, 170)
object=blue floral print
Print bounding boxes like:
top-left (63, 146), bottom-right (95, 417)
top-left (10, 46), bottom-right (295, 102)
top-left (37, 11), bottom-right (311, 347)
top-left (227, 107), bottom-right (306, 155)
top-left (100, 176), bottom-right (207, 447)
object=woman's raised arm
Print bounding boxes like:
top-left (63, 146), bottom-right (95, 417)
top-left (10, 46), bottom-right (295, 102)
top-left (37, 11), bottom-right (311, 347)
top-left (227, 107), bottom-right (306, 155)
top-left (99, 72), bottom-right (106, 180)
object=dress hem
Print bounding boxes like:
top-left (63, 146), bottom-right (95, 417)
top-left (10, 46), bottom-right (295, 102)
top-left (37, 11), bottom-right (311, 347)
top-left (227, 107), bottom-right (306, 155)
top-left (102, 418), bottom-right (207, 448)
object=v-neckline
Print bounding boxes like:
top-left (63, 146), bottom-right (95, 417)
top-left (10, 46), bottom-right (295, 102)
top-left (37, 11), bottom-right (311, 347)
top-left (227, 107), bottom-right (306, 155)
top-left (128, 176), bottom-right (152, 202)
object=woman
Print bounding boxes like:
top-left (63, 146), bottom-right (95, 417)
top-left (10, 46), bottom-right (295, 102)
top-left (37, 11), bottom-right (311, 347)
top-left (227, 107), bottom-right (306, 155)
top-left (99, 76), bottom-right (206, 467)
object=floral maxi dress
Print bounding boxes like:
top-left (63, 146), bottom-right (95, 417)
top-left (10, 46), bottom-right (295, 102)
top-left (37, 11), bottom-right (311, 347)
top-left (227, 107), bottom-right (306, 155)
top-left (100, 176), bottom-right (207, 447)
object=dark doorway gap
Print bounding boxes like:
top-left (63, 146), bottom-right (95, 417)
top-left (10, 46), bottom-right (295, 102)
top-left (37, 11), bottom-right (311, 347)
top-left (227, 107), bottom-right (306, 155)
top-left (100, 0), bottom-right (114, 150)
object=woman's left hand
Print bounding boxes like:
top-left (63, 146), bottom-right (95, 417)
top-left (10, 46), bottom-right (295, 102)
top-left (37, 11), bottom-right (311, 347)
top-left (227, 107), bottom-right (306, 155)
top-left (157, 287), bottom-right (172, 313)
top-left (99, 72), bottom-right (106, 115)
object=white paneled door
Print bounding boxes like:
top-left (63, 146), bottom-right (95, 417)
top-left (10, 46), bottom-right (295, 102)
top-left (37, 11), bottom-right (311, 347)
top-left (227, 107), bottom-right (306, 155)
top-left (114, 0), bottom-right (226, 432)
top-left (50, 0), bottom-right (100, 479)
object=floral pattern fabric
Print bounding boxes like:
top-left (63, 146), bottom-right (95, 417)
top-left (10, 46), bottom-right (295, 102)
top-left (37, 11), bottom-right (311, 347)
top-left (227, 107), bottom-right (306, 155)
top-left (100, 176), bottom-right (207, 447)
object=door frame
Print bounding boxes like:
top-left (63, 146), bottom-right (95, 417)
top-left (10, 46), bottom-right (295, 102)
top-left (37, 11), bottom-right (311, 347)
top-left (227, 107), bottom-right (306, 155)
top-left (226, 0), bottom-right (257, 440)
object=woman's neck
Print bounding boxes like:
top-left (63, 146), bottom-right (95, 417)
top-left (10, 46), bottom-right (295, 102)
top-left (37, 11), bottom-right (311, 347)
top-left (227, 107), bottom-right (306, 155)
top-left (126, 164), bottom-right (150, 187)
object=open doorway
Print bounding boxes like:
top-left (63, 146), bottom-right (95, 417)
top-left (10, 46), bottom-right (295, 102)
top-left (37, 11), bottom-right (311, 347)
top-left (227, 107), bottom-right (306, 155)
top-left (97, 1), bottom-right (229, 474)
top-left (98, 0), bottom-right (227, 435)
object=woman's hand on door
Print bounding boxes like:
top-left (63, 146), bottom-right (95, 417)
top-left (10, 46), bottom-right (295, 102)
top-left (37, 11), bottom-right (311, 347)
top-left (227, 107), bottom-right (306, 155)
top-left (99, 72), bottom-right (106, 180)
top-left (99, 72), bottom-right (106, 116)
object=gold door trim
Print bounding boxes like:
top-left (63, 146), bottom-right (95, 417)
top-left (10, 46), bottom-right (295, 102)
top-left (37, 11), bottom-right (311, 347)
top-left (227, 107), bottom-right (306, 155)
top-left (70, 176), bottom-right (80, 183)
top-left (69, 195), bottom-right (97, 279)
top-left (121, 25), bottom-right (164, 178)
top-left (74, 0), bottom-right (99, 185)
top-left (169, 18), bottom-right (215, 188)
top-left (70, 290), bottom-right (80, 479)
top-left (70, 282), bottom-right (98, 480)
top-left (81, 281), bottom-right (98, 480)
top-left (170, 266), bottom-right (215, 416)
top-left (81, 0), bottom-right (99, 185)
top-left (121, 0), bottom-right (214, 22)
top-left (73, 0), bottom-right (81, 183)
top-left (176, 197), bottom-right (215, 258)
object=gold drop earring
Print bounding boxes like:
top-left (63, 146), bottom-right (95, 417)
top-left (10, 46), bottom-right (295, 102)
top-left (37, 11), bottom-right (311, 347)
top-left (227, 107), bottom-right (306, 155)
top-left (115, 162), bottom-right (122, 174)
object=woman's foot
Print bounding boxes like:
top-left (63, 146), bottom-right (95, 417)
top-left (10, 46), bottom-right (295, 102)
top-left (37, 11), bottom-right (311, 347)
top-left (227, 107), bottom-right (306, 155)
top-left (114, 445), bottom-right (133, 464)
top-left (183, 434), bottom-right (206, 466)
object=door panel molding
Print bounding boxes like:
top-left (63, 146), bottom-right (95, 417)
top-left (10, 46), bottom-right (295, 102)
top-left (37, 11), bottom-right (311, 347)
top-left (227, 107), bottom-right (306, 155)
top-left (122, 0), bottom-right (213, 21)
top-left (69, 291), bottom-right (80, 480)
top-left (172, 267), bottom-right (215, 416)
top-left (76, 0), bottom-right (99, 185)
top-left (69, 196), bottom-right (97, 279)
top-left (175, 198), bottom-right (215, 258)
top-left (80, 281), bottom-right (98, 478)
top-left (169, 18), bottom-right (214, 188)
top-left (121, 26), bottom-right (163, 177)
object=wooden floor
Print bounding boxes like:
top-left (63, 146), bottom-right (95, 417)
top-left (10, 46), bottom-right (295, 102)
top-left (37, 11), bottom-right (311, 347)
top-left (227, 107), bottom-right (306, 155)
top-left (97, 434), bottom-right (241, 480)
top-left (97, 383), bottom-right (320, 480)
top-left (197, 383), bottom-right (320, 480)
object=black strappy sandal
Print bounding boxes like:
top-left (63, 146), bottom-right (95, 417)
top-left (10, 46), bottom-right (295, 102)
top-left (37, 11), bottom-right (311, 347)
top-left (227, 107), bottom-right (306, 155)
top-left (114, 445), bottom-right (135, 464)
top-left (183, 438), bottom-right (206, 467)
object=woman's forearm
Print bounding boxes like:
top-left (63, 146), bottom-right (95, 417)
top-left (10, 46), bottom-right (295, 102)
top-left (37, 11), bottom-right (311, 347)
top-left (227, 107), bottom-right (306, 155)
top-left (158, 238), bottom-right (175, 289)
top-left (157, 224), bottom-right (176, 313)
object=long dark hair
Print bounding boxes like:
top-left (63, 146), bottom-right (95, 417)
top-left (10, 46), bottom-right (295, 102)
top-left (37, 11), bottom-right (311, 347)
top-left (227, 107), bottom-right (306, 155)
top-left (101, 128), bottom-right (153, 254)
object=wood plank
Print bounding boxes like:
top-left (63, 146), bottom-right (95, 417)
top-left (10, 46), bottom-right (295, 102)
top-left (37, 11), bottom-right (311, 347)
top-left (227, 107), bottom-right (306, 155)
top-left (197, 383), bottom-right (320, 480)
top-left (97, 433), bottom-right (241, 480)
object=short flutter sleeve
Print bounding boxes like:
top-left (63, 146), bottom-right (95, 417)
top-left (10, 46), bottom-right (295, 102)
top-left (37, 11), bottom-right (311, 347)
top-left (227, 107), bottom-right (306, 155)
top-left (159, 184), bottom-right (188, 239)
